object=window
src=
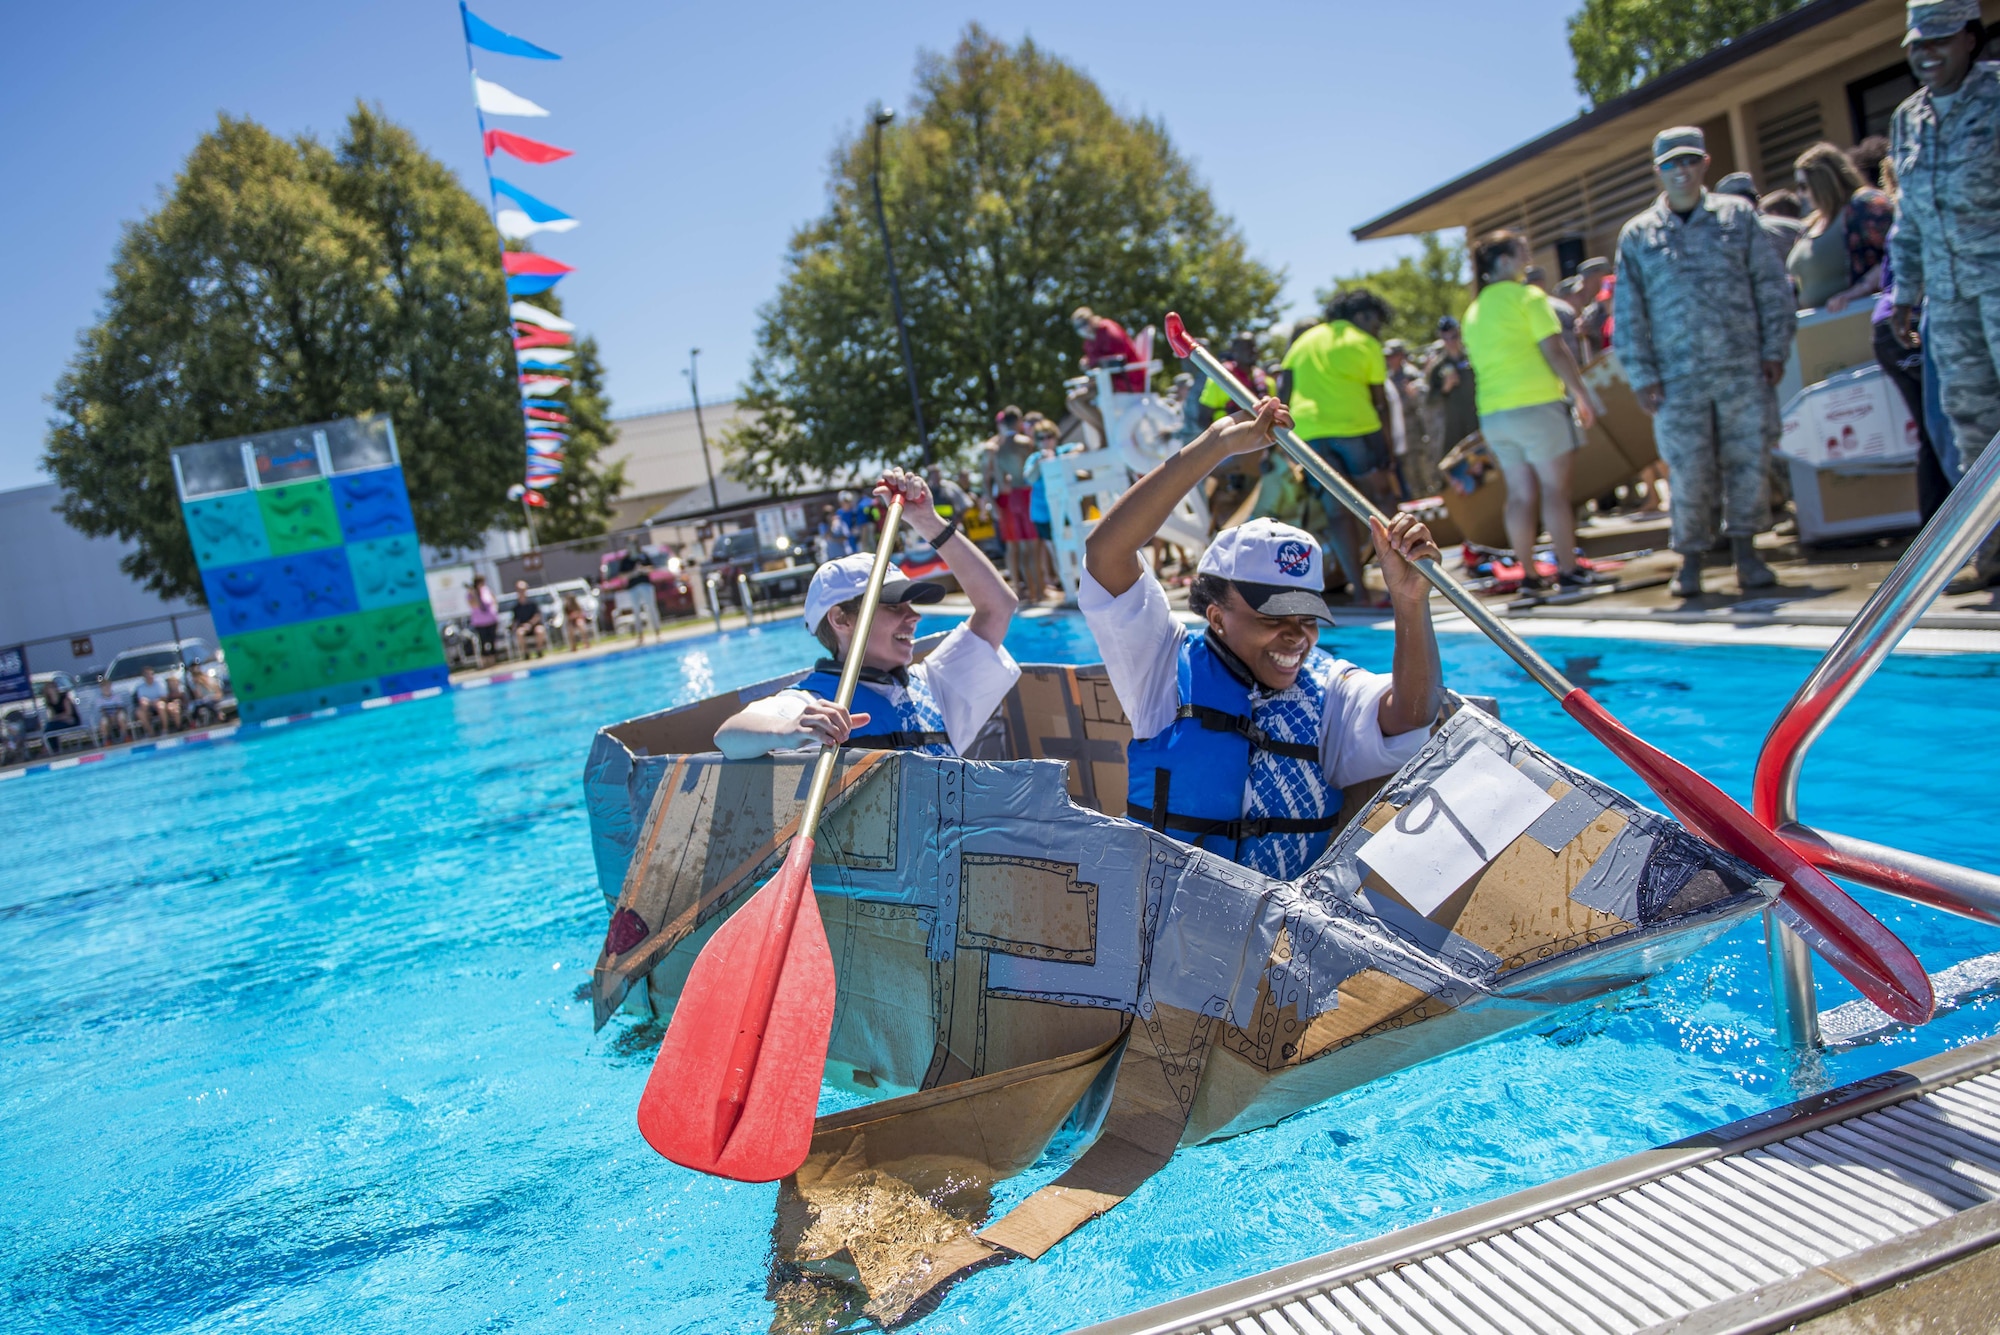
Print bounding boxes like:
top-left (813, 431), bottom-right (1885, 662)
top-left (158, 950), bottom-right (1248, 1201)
top-left (1848, 63), bottom-right (1918, 142)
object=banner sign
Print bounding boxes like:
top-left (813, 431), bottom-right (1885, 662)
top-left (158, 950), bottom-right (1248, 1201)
top-left (0, 644), bottom-right (30, 704)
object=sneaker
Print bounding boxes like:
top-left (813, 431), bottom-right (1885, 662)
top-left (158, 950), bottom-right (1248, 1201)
top-left (1557, 568), bottom-right (1613, 590)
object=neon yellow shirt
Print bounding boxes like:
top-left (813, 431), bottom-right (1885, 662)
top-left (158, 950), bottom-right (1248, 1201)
top-left (1461, 280), bottom-right (1565, 415)
top-left (1280, 321), bottom-right (1384, 438)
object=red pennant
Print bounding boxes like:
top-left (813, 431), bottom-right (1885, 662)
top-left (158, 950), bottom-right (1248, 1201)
top-left (525, 408), bottom-right (570, 423)
top-left (522, 488), bottom-right (549, 507)
top-left (484, 129), bottom-right (573, 164)
top-left (502, 252), bottom-right (574, 277)
top-left (514, 328), bottom-right (573, 349)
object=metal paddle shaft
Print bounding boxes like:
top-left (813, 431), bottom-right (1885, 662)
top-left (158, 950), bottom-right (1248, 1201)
top-left (638, 498), bottom-right (906, 1181)
top-left (1162, 313), bottom-right (1931, 1025)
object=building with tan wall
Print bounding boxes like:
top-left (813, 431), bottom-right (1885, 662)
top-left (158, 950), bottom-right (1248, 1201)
top-left (1355, 0), bottom-right (1997, 272)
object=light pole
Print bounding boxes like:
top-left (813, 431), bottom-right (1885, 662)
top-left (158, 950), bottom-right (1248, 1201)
top-left (684, 348), bottom-right (721, 512)
top-left (868, 104), bottom-right (932, 465)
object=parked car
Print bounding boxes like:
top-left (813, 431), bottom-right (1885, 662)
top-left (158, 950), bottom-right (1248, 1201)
top-left (598, 545), bottom-right (695, 620)
top-left (705, 529), bottom-right (814, 605)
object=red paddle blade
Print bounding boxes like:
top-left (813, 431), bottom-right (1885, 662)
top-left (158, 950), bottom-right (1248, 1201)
top-left (1563, 690), bottom-right (1933, 1025)
top-left (1163, 311), bottom-right (1193, 356)
top-left (636, 839), bottom-right (836, 1182)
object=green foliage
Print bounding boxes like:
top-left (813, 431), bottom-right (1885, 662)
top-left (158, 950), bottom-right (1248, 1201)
top-left (1567, 0), bottom-right (1807, 107)
top-left (1317, 233), bottom-right (1470, 349)
top-left (44, 104), bottom-right (619, 601)
top-left (725, 25), bottom-right (1282, 487)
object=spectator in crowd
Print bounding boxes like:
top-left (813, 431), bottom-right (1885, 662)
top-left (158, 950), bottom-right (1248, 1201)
top-left (40, 678), bottom-right (79, 733)
top-left (1869, 158), bottom-right (1952, 521)
top-left (983, 406), bottom-right (1040, 598)
top-left (1615, 124), bottom-right (1795, 597)
top-left (1717, 173), bottom-right (1808, 255)
top-left (182, 656), bottom-right (225, 726)
top-left (1787, 142), bottom-right (1894, 310)
top-left (132, 665), bottom-right (174, 736)
top-left (87, 677), bottom-right (131, 745)
top-left (1279, 288), bottom-right (1401, 602)
top-left (1385, 338), bottom-right (1442, 499)
top-left (1463, 231), bottom-right (1605, 593)
top-left (562, 591), bottom-right (595, 650)
top-left (511, 580), bottom-right (550, 658)
top-left (1849, 134), bottom-right (1892, 191)
top-left (1065, 307), bottom-right (1146, 439)
top-left (613, 538), bottom-right (659, 644)
top-left (1197, 334), bottom-right (1269, 428)
top-left (1427, 316), bottom-right (1480, 457)
top-left (1023, 420), bottom-right (1070, 596)
top-left (1562, 257), bottom-right (1615, 357)
top-left (1890, 0), bottom-right (2000, 589)
top-left (830, 492), bottom-right (862, 556)
top-left (1524, 264), bottom-right (1584, 362)
top-left (467, 574), bottom-right (500, 660)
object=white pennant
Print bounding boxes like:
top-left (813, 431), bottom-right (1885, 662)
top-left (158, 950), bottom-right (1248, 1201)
top-left (511, 302), bottom-right (576, 333)
top-left (473, 75), bottom-right (549, 117)
top-left (517, 349), bottom-right (574, 366)
top-left (496, 209), bottom-right (579, 240)
top-left (519, 376), bottom-right (571, 396)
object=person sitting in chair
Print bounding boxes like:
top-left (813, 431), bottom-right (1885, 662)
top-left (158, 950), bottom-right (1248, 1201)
top-left (510, 580), bottom-right (550, 658)
top-left (1081, 397), bottom-right (1444, 880)
top-left (714, 470), bottom-right (1020, 759)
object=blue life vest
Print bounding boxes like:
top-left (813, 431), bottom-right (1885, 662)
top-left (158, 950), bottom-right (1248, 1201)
top-left (797, 661), bottom-right (953, 756)
top-left (1125, 634), bottom-right (1342, 880)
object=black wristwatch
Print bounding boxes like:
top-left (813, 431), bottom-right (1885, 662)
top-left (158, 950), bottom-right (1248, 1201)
top-left (931, 516), bottom-right (960, 549)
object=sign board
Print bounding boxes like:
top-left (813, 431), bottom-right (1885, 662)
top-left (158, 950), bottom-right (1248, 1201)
top-left (783, 503), bottom-right (807, 534)
top-left (426, 565), bottom-right (477, 623)
top-left (71, 637), bottom-right (94, 659)
top-left (0, 644), bottom-right (30, 704)
top-left (754, 505), bottom-right (787, 549)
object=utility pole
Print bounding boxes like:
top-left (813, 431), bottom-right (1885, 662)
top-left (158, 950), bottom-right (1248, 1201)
top-left (868, 104), bottom-right (932, 466)
top-left (684, 348), bottom-right (721, 512)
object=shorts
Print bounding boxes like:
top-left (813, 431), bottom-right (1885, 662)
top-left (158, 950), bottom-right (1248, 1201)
top-left (1303, 432), bottom-right (1389, 478)
top-left (474, 622), bottom-right (499, 652)
top-left (1479, 400), bottom-right (1579, 469)
top-left (1034, 520), bottom-right (1052, 542)
top-left (997, 488), bottom-right (1037, 543)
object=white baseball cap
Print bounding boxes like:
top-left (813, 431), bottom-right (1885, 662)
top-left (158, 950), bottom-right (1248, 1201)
top-left (1199, 518), bottom-right (1332, 622)
top-left (802, 553), bottom-right (945, 634)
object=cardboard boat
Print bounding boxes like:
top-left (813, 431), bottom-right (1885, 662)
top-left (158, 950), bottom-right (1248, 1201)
top-left (583, 650), bottom-right (1778, 1323)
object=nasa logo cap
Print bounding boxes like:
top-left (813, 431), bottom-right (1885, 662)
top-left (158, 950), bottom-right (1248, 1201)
top-left (802, 553), bottom-right (944, 634)
top-left (1199, 518), bottom-right (1333, 623)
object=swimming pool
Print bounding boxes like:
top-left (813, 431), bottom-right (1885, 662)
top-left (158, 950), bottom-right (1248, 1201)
top-left (4, 612), bottom-right (1998, 1334)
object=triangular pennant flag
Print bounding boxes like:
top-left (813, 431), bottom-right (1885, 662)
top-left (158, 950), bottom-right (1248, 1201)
top-left (519, 377), bottom-right (571, 396)
top-left (521, 397), bottom-right (568, 411)
top-left (472, 75), bottom-right (548, 117)
top-left (510, 302), bottom-right (575, 333)
top-left (526, 445), bottom-right (566, 458)
top-left (522, 488), bottom-right (549, 505)
top-left (502, 251), bottom-right (574, 277)
top-left (462, 5), bottom-right (560, 60)
top-left (518, 350), bottom-right (575, 368)
top-left (527, 428), bottom-right (569, 440)
top-left (525, 408), bottom-right (570, 423)
top-left (515, 329), bottom-right (572, 350)
top-left (496, 210), bottom-right (579, 240)
top-left (491, 178), bottom-right (568, 223)
top-left (507, 273), bottom-right (564, 296)
top-left (484, 129), bottom-right (572, 164)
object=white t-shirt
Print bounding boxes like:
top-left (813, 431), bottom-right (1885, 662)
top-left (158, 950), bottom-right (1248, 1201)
top-left (717, 623), bottom-right (1020, 759)
top-left (1076, 568), bottom-right (1430, 793)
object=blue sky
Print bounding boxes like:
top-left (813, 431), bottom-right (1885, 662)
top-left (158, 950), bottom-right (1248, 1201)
top-left (2, 1), bottom-right (1589, 490)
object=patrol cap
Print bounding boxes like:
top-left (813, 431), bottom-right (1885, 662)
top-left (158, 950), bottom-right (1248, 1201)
top-left (802, 552), bottom-right (944, 634)
top-left (1905, 0), bottom-right (1980, 44)
top-left (1652, 126), bottom-right (1708, 165)
top-left (1714, 171), bottom-right (1759, 200)
top-left (1199, 518), bottom-right (1332, 623)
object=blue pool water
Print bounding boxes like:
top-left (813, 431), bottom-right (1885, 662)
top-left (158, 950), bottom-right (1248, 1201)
top-left (5, 612), bottom-right (2000, 1334)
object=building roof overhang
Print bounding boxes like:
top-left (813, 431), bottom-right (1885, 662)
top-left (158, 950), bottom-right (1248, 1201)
top-left (1352, 0), bottom-right (1896, 240)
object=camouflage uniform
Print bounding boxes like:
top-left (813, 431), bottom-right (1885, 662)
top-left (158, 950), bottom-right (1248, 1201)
top-left (1613, 191), bottom-right (1797, 553)
top-left (1890, 61), bottom-right (2000, 467)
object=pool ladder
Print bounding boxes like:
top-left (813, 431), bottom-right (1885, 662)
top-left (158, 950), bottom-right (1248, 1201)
top-left (1754, 430), bottom-right (2000, 1048)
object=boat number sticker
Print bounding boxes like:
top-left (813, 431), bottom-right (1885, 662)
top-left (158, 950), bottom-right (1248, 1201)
top-left (1357, 745), bottom-right (1555, 914)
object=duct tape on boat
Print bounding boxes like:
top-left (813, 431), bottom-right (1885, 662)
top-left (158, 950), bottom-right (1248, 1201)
top-left (1357, 744), bottom-right (1555, 915)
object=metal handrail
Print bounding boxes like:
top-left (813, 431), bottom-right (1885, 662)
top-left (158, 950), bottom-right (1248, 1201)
top-left (1751, 429), bottom-right (2000, 1045)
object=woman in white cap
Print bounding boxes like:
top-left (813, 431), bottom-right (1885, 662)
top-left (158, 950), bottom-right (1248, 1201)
top-left (1081, 397), bottom-right (1444, 880)
top-left (713, 469), bottom-right (1020, 759)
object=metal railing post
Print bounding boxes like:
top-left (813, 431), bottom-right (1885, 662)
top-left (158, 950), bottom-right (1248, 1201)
top-left (705, 575), bottom-right (723, 633)
top-left (1766, 913), bottom-right (1822, 1048)
top-left (736, 573), bottom-right (754, 625)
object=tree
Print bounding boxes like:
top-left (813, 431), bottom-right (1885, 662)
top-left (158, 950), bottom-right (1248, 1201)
top-left (1568, 0), bottom-right (1807, 107)
top-left (44, 105), bottom-right (620, 601)
top-left (1317, 232), bottom-right (1470, 349)
top-left (724, 25), bottom-right (1282, 487)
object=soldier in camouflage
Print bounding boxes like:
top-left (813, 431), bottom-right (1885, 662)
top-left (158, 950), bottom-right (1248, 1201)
top-left (1614, 126), bottom-right (1797, 598)
top-left (1889, 0), bottom-right (2000, 590)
